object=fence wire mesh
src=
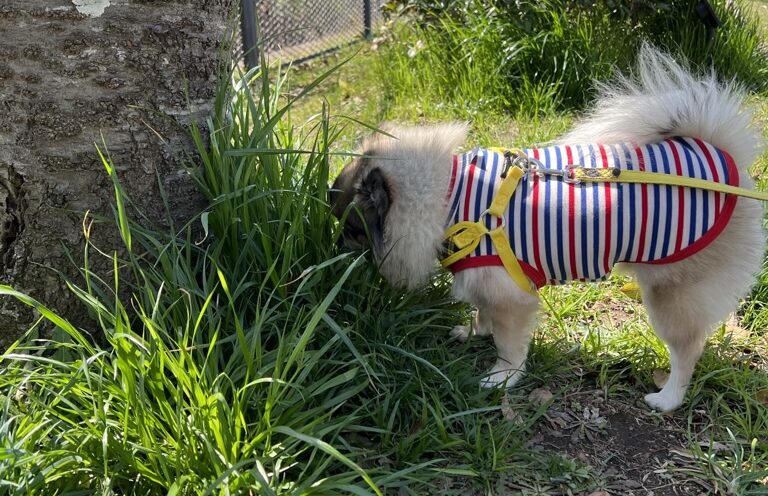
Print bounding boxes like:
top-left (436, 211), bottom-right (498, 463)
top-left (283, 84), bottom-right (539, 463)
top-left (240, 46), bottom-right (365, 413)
top-left (239, 0), bottom-right (382, 66)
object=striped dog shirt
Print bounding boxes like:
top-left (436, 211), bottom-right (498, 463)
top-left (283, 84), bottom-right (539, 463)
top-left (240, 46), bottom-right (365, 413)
top-left (444, 138), bottom-right (739, 288)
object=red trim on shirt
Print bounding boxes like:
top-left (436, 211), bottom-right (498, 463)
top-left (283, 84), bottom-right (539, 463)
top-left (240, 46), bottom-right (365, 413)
top-left (447, 255), bottom-right (548, 289)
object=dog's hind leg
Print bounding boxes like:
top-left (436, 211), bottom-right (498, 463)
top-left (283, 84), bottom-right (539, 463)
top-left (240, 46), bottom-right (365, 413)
top-left (637, 282), bottom-right (711, 412)
top-left (630, 195), bottom-right (764, 412)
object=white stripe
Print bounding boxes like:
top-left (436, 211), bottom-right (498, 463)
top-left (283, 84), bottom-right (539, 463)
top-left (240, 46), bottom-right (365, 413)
top-left (604, 146), bottom-right (619, 267)
top-left (590, 145), bottom-right (606, 278)
top-left (547, 147), bottom-right (561, 281)
top-left (700, 142), bottom-right (716, 229)
top-left (524, 161), bottom-right (536, 269)
top-left (536, 150), bottom-right (554, 281)
top-left (561, 145), bottom-right (576, 279)
top-left (576, 145), bottom-right (593, 279)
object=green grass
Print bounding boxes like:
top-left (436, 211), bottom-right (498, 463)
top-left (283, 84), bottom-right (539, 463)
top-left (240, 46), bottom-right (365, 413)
top-left (1, 2), bottom-right (768, 495)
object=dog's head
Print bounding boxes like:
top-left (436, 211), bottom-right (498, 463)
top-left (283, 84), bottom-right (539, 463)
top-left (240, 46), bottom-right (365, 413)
top-left (330, 123), bottom-right (468, 287)
top-left (330, 149), bottom-right (391, 257)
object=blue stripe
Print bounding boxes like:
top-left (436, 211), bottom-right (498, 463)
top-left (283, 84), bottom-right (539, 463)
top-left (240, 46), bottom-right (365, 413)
top-left (485, 151), bottom-right (500, 254)
top-left (578, 145), bottom-right (591, 279)
top-left (449, 154), bottom-right (467, 225)
top-left (645, 144), bottom-right (661, 260)
top-left (589, 145), bottom-right (600, 279)
top-left (657, 143), bottom-right (673, 258)
top-left (472, 151), bottom-right (487, 257)
top-left (676, 139), bottom-right (699, 245)
top-left (542, 146), bottom-right (557, 281)
top-left (554, 145), bottom-right (566, 281)
top-left (716, 148), bottom-right (730, 185)
top-left (609, 145), bottom-right (623, 263)
top-left (620, 142), bottom-right (636, 261)
top-left (519, 156), bottom-right (529, 263)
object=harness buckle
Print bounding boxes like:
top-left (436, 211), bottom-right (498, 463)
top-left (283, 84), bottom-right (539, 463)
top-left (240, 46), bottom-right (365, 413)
top-left (479, 208), bottom-right (506, 229)
top-left (562, 165), bottom-right (582, 184)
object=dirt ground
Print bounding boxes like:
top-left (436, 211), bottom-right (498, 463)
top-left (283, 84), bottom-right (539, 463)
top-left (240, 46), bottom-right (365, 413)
top-left (527, 390), bottom-right (706, 495)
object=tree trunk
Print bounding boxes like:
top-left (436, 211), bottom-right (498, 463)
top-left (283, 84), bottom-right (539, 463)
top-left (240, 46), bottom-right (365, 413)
top-left (0, 0), bottom-right (234, 347)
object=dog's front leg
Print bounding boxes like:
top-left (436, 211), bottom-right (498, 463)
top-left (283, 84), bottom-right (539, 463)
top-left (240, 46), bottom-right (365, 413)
top-left (452, 267), bottom-right (540, 388)
top-left (479, 301), bottom-right (539, 388)
top-left (449, 310), bottom-right (493, 342)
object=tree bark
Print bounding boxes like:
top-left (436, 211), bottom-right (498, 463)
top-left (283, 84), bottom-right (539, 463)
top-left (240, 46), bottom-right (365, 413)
top-left (0, 0), bottom-right (234, 347)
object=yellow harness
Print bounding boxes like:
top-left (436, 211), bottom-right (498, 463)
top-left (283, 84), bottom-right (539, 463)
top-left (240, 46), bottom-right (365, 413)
top-left (441, 148), bottom-right (768, 295)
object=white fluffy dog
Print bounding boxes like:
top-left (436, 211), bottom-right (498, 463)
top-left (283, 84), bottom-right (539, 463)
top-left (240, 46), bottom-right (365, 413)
top-left (330, 46), bottom-right (766, 412)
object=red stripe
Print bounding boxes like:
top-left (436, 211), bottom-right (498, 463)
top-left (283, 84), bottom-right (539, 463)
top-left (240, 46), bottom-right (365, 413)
top-left (669, 141), bottom-right (685, 253)
top-left (447, 255), bottom-right (548, 289)
top-left (531, 148), bottom-right (543, 275)
top-left (566, 145), bottom-right (578, 278)
top-left (599, 144), bottom-right (611, 274)
top-left (634, 145), bottom-right (649, 261)
top-left (463, 164), bottom-right (476, 221)
top-left (693, 138), bottom-right (722, 214)
top-left (446, 155), bottom-right (458, 202)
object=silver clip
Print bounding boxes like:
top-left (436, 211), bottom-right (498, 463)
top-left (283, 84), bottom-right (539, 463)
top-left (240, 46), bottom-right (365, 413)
top-left (562, 165), bottom-right (581, 184)
top-left (479, 208), bottom-right (506, 229)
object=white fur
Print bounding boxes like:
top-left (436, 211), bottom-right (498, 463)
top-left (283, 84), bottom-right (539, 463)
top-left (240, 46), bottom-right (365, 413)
top-left (365, 124), bottom-right (468, 288)
top-left (360, 45), bottom-right (766, 411)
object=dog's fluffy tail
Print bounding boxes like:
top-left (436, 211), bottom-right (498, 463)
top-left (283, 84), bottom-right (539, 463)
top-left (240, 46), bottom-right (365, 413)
top-left (560, 44), bottom-right (762, 171)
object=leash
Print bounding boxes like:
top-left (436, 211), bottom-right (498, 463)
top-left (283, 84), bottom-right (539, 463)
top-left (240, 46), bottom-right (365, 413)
top-left (564, 165), bottom-right (768, 201)
top-left (441, 148), bottom-right (768, 295)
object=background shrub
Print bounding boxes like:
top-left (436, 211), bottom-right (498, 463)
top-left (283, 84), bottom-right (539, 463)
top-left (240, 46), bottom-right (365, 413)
top-left (376, 0), bottom-right (768, 116)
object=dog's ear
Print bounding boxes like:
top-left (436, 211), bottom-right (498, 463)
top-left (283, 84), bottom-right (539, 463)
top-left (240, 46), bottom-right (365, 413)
top-left (357, 167), bottom-right (391, 254)
top-left (329, 174), bottom-right (344, 217)
top-left (329, 157), bottom-right (365, 218)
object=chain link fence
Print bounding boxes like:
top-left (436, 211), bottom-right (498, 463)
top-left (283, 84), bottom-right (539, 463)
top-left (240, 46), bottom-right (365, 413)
top-left (239, 0), bottom-right (382, 67)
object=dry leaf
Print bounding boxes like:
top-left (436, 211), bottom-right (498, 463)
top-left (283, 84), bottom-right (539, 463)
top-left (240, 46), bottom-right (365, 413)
top-left (501, 391), bottom-right (524, 424)
top-left (755, 389), bottom-right (768, 406)
top-left (653, 369), bottom-right (670, 388)
top-left (588, 492), bottom-right (610, 496)
top-left (528, 387), bottom-right (554, 406)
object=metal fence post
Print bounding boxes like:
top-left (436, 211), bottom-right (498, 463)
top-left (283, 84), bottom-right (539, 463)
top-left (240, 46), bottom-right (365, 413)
top-left (240, 0), bottom-right (259, 68)
top-left (363, 0), bottom-right (372, 39)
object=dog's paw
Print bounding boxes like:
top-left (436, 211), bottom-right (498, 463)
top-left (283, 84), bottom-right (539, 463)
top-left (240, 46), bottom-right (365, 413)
top-left (449, 325), bottom-right (471, 342)
top-left (644, 391), bottom-right (682, 412)
top-left (479, 363), bottom-right (523, 389)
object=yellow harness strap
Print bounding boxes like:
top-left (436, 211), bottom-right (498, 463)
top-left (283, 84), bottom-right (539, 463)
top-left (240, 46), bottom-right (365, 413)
top-left (570, 167), bottom-right (768, 201)
top-left (441, 163), bottom-right (536, 294)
